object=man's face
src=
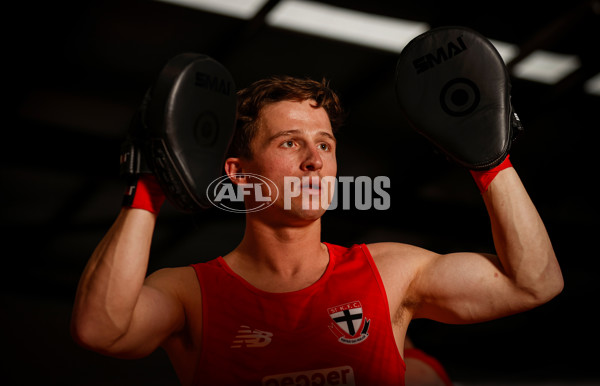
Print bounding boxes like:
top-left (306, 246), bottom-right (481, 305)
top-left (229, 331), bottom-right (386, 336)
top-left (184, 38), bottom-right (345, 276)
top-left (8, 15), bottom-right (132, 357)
top-left (242, 99), bottom-right (338, 221)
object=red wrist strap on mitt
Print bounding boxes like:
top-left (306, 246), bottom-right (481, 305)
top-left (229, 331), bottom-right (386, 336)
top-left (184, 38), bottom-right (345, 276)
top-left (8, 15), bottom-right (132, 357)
top-left (470, 155), bottom-right (513, 193)
top-left (404, 348), bottom-right (453, 386)
top-left (123, 174), bottom-right (166, 214)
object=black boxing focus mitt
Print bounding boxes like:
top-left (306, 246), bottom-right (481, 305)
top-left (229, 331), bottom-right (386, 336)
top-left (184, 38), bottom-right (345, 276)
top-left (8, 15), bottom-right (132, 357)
top-left (122, 53), bottom-right (237, 213)
top-left (395, 26), bottom-right (523, 171)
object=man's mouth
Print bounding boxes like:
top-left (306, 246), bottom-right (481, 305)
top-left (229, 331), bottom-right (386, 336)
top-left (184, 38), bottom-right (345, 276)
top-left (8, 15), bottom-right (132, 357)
top-left (301, 177), bottom-right (321, 193)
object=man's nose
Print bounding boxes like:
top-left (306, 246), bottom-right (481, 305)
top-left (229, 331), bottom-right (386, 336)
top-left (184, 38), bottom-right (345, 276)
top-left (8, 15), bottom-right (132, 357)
top-left (300, 146), bottom-right (323, 171)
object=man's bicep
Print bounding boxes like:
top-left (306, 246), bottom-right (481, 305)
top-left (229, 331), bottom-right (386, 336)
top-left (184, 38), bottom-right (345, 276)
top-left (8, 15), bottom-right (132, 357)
top-left (411, 251), bottom-right (534, 324)
top-left (104, 269), bottom-right (188, 358)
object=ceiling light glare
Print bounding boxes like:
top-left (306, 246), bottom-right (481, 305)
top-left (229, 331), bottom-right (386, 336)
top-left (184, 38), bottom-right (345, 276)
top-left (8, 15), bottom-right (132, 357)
top-left (156, 0), bottom-right (269, 20)
top-left (266, 0), bottom-right (429, 53)
top-left (489, 39), bottom-right (519, 64)
top-left (512, 50), bottom-right (581, 84)
top-left (584, 73), bottom-right (600, 96)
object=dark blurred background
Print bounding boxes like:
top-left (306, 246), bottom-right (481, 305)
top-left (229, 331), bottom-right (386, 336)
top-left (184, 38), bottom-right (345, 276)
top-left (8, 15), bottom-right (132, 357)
top-left (4, 0), bottom-right (599, 384)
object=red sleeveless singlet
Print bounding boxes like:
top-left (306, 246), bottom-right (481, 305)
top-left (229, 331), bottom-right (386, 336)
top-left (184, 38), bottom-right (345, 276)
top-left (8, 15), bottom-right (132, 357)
top-left (190, 242), bottom-right (406, 385)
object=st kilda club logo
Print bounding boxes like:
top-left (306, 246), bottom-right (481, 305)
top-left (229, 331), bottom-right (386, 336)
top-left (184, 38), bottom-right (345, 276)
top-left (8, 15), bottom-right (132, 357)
top-left (328, 301), bottom-right (370, 345)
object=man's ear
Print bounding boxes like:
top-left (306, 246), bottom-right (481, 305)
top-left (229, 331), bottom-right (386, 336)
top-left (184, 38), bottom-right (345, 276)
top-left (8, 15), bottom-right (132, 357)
top-left (224, 157), bottom-right (250, 185)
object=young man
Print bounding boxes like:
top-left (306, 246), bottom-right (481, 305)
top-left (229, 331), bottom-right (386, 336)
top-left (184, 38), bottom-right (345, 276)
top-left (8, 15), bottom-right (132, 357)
top-left (71, 76), bottom-right (563, 385)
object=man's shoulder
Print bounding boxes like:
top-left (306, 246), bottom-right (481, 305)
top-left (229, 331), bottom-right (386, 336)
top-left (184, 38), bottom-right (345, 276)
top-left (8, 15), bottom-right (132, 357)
top-left (362, 242), bottom-right (435, 315)
top-left (146, 265), bottom-right (199, 291)
top-left (365, 241), bottom-right (434, 261)
top-left (364, 242), bottom-right (440, 281)
top-left (324, 241), bottom-right (435, 265)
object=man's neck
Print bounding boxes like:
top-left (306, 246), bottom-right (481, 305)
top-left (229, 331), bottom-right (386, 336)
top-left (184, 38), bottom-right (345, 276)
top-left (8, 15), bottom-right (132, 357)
top-left (224, 216), bottom-right (330, 292)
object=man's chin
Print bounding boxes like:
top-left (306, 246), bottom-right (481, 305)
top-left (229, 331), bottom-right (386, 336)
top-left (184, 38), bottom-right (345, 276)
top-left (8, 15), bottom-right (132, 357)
top-left (298, 208), bottom-right (327, 221)
top-left (296, 198), bottom-right (331, 219)
top-left (277, 203), bottom-right (328, 225)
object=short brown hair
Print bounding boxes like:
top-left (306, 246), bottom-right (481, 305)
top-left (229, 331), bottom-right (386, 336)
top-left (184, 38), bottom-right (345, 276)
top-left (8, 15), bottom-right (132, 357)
top-left (228, 75), bottom-right (345, 159)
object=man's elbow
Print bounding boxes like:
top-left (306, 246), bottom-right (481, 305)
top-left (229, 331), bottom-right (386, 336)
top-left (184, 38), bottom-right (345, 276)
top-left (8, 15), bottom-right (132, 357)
top-left (70, 314), bottom-right (157, 359)
top-left (70, 313), bottom-right (123, 355)
top-left (525, 268), bottom-right (564, 307)
top-left (71, 316), bottom-right (106, 352)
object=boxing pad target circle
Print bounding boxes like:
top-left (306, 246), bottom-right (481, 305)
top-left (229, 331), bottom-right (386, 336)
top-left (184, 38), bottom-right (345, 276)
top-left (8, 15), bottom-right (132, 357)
top-left (194, 111), bottom-right (219, 146)
top-left (439, 77), bottom-right (480, 117)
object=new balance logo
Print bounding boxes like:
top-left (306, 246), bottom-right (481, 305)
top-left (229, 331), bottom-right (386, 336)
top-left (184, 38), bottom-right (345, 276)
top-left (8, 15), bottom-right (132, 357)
top-left (231, 325), bottom-right (273, 348)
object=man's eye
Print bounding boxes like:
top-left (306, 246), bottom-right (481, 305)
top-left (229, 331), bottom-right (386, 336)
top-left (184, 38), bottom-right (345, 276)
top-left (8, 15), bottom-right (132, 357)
top-left (281, 140), bottom-right (295, 148)
top-left (319, 143), bottom-right (330, 151)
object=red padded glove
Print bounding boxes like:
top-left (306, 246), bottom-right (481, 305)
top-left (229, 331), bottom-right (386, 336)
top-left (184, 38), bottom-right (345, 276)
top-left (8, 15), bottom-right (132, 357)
top-left (470, 155), bottom-right (513, 193)
top-left (122, 174), bottom-right (166, 214)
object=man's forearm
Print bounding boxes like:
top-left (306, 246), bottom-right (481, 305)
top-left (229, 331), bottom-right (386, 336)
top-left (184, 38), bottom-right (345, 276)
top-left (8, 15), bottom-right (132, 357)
top-left (71, 208), bottom-right (157, 348)
top-left (482, 167), bottom-right (563, 302)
